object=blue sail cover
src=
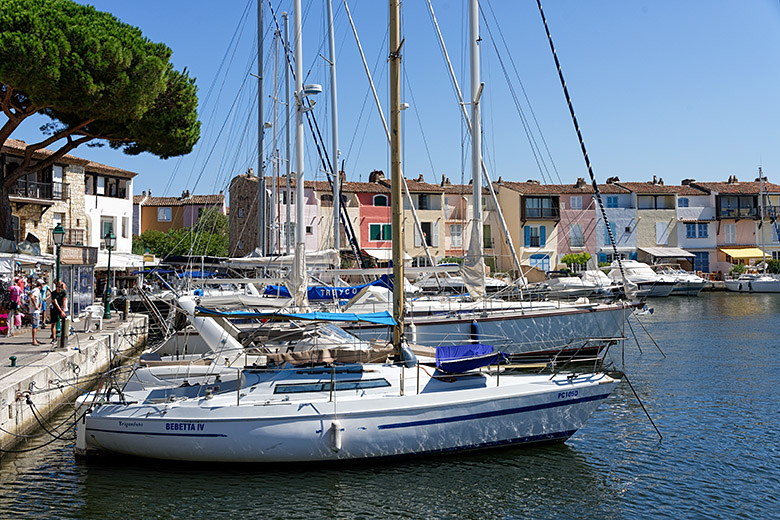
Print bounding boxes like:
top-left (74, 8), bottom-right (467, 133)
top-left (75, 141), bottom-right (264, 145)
top-left (194, 306), bottom-right (396, 326)
top-left (263, 276), bottom-right (392, 300)
top-left (435, 344), bottom-right (507, 373)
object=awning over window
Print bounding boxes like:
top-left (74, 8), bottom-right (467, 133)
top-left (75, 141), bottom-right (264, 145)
top-left (719, 247), bottom-right (767, 259)
top-left (638, 247), bottom-right (694, 258)
top-left (362, 248), bottom-right (412, 261)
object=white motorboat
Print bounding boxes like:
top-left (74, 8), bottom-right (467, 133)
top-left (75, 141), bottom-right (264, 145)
top-left (652, 265), bottom-right (708, 296)
top-left (724, 273), bottom-right (780, 293)
top-left (543, 275), bottom-right (598, 300)
top-left (607, 260), bottom-right (676, 297)
top-left (580, 270), bottom-right (626, 300)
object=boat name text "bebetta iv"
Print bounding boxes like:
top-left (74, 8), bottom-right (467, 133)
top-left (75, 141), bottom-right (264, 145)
top-left (557, 390), bottom-right (579, 399)
top-left (166, 422), bottom-right (206, 431)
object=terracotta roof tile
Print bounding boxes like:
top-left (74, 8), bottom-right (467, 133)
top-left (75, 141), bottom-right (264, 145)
top-left (2, 138), bottom-right (89, 165)
top-left (691, 181), bottom-right (780, 195)
top-left (614, 181), bottom-right (681, 194)
top-left (135, 193), bottom-right (225, 207)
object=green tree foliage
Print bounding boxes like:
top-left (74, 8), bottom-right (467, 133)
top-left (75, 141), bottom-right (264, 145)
top-left (729, 263), bottom-right (747, 277)
top-left (133, 207), bottom-right (228, 258)
top-left (0, 0), bottom-right (200, 239)
top-left (560, 252), bottom-right (591, 266)
top-left (767, 259), bottom-right (780, 274)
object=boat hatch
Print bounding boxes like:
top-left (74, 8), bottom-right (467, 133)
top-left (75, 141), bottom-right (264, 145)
top-left (274, 379), bottom-right (391, 394)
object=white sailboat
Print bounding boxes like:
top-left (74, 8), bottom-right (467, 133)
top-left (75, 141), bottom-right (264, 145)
top-left (74, 0), bottom-right (619, 463)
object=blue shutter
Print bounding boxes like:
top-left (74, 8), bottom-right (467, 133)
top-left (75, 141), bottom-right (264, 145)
top-left (629, 252), bottom-right (637, 260)
top-left (540, 226), bottom-right (546, 247)
top-left (524, 227), bottom-right (531, 247)
top-left (599, 253), bottom-right (607, 264)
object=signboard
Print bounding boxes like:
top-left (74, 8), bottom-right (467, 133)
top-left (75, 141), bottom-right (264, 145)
top-left (60, 245), bottom-right (98, 265)
top-left (143, 254), bottom-right (154, 263)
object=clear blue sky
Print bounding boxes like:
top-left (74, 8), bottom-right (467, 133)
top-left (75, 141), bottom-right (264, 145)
top-left (9, 1), bottom-right (780, 200)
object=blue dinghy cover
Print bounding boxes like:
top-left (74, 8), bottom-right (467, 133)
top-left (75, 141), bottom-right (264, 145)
top-left (435, 344), bottom-right (507, 373)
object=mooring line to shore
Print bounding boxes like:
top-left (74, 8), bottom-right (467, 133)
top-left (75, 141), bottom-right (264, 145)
top-left (622, 372), bottom-right (663, 441)
top-left (631, 312), bottom-right (666, 358)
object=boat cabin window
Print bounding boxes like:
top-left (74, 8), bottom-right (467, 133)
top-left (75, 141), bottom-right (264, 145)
top-left (274, 379), bottom-right (391, 394)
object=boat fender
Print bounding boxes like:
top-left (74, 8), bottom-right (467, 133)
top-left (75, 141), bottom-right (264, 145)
top-left (409, 322), bottom-right (417, 344)
top-left (470, 320), bottom-right (482, 342)
top-left (330, 420), bottom-right (342, 452)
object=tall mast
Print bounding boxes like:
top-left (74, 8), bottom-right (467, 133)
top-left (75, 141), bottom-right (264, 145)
top-left (257, 0), bottom-right (266, 255)
top-left (291, 0), bottom-right (309, 308)
top-left (327, 0), bottom-right (340, 252)
top-left (271, 25), bottom-right (280, 254)
top-left (759, 167), bottom-right (767, 272)
top-left (389, 0), bottom-right (404, 347)
top-left (283, 11), bottom-right (292, 255)
top-left (464, 0), bottom-right (486, 299)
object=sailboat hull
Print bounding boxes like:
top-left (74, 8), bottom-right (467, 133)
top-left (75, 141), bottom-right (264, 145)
top-left (77, 369), bottom-right (618, 462)
top-left (346, 302), bottom-right (628, 358)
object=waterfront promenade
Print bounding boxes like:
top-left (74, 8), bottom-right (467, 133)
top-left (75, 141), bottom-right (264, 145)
top-left (0, 313), bottom-right (148, 454)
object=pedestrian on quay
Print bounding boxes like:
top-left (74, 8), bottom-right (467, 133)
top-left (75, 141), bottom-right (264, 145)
top-left (29, 279), bottom-right (42, 346)
top-left (40, 277), bottom-right (50, 318)
top-left (8, 277), bottom-right (21, 335)
top-left (50, 281), bottom-right (68, 342)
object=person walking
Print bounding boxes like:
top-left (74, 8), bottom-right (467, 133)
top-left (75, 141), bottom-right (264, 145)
top-left (50, 281), bottom-right (68, 343)
top-left (29, 279), bottom-right (42, 346)
top-left (8, 277), bottom-right (20, 336)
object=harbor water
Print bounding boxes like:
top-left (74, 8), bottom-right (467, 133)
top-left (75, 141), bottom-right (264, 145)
top-left (0, 292), bottom-right (778, 519)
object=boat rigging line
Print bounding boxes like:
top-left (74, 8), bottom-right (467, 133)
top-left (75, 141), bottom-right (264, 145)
top-left (535, 0), bottom-right (631, 292)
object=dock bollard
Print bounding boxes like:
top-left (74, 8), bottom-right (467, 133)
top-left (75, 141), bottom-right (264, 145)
top-left (9, 356), bottom-right (16, 367)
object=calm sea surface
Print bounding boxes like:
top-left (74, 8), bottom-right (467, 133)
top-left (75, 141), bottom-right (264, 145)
top-left (1, 292), bottom-right (779, 519)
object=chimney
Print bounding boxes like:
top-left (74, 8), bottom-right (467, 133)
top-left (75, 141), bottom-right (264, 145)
top-left (658, 178), bottom-right (664, 186)
top-left (148, 188), bottom-right (151, 196)
top-left (606, 176), bottom-right (619, 184)
top-left (416, 173), bottom-right (424, 182)
top-left (368, 170), bottom-right (385, 183)
top-left (497, 176), bottom-right (503, 183)
top-left (339, 170), bottom-right (346, 183)
top-left (682, 178), bottom-right (695, 185)
top-left (574, 177), bottom-right (587, 189)
top-left (142, 190), bottom-right (146, 197)
top-left (526, 179), bottom-right (540, 185)
top-left (653, 175), bottom-right (658, 184)
top-left (219, 189), bottom-right (223, 195)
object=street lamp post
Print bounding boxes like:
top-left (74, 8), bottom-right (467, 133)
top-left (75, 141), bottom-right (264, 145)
top-left (52, 224), bottom-right (65, 339)
top-left (103, 231), bottom-right (116, 319)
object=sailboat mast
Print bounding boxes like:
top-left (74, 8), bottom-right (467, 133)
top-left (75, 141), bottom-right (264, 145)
top-left (470, 0), bottom-right (482, 259)
top-left (283, 11), bottom-right (292, 255)
top-left (257, 0), bottom-right (267, 255)
top-left (389, 0), bottom-right (404, 347)
top-left (759, 167), bottom-right (767, 272)
top-left (327, 0), bottom-right (341, 253)
top-left (292, 0), bottom-right (308, 308)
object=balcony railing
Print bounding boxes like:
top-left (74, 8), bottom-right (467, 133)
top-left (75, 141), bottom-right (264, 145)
top-left (48, 228), bottom-right (86, 251)
top-left (524, 208), bottom-right (560, 219)
top-left (12, 180), bottom-right (69, 201)
top-left (719, 208), bottom-right (758, 219)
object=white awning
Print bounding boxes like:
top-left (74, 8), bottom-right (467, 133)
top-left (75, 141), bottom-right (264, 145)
top-left (362, 248), bottom-right (412, 261)
top-left (638, 247), bottom-right (694, 258)
top-left (96, 252), bottom-right (158, 270)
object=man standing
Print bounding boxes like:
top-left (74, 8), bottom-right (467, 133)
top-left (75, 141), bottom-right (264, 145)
top-left (29, 279), bottom-right (42, 346)
top-left (50, 281), bottom-right (68, 343)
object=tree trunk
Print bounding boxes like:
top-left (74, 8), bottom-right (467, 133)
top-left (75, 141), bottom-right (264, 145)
top-left (0, 184), bottom-right (15, 242)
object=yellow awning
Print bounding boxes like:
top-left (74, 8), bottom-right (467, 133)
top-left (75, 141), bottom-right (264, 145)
top-left (719, 247), bottom-right (767, 259)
